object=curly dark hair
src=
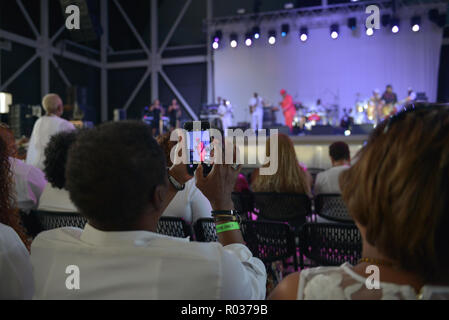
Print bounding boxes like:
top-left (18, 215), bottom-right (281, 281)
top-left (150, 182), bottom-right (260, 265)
top-left (0, 134), bottom-right (29, 249)
top-left (43, 131), bottom-right (78, 189)
top-left (66, 121), bottom-right (167, 229)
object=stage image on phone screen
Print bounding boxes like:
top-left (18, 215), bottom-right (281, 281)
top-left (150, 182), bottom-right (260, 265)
top-left (188, 130), bottom-right (211, 164)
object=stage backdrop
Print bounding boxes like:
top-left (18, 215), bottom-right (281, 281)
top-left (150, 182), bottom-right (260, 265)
top-left (214, 19), bottom-right (443, 125)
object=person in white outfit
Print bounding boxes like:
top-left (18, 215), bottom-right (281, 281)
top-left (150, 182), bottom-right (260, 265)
top-left (218, 99), bottom-right (233, 135)
top-left (249, 93), bottom-right (264, 131)
top-left (26, 94), bottom-right (75, 170)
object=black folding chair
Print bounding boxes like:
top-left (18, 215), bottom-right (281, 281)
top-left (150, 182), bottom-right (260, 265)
top-left (194, 218), bottom-right (217, 242)
top-left (314, 194), bottom-right (353, 223)
top-left (308, 168), bottom-right (325, 184)
top-left (252, 192), bottom-right (312, 229)
top-left (231, 192), bottom-right (254, 220)
top-left (194, 218), bottom-right (298, 270)
top-left (32, 210), bottom-right (87, 231)
top-left (299, 223), bottom-right (362, 268)
top-left (157, 217), bottom-right (192, 239)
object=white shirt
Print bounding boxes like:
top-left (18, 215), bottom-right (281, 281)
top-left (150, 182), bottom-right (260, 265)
top-left (10, 157), bottom-right (47, 212)
top-left (38, 184), bottom-right (77, 213)
top-left (31, 224), bottom-right (267, 300)
top-left (26, 115), bottom-right (76, 170)
top-left (314, 165), bottom-right (350, 195)
top-left (0, 223), bottom-right (34, 300)
top-left (163, 179), bottom-right (212, 224)
top-left (249, 97), bottom-right (264, 112)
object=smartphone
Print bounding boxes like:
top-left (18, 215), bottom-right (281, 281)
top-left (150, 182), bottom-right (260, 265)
top-left (183, 121), bottom-right (213, 177)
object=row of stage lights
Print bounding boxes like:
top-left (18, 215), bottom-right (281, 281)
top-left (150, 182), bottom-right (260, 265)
top-left (212, 15), bottom-right (423, 49)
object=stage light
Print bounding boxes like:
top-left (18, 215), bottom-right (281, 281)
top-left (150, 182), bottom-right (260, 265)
top-left (391, 18), bottom-right (400, 33)
top-left (299, 27), bottom-right (308, 42)
top-left (330, 24), bottom-right (339, 39)
top-left (281, 24), bottom-right (290, 37)
top-left (347, 17), bottom-right (357, 30)
top-left (252, 26), bottom-right (261, 39)
top-left (230, 33), bottom-right (238, 48)
top-left (245, 32), bottom-right (253, 47)
top-left (268, 30), bottom-right (277, 45)
top-left (284, 3), bottom-right (294, 9)
top-left (0, 92), bottom-right (12, 114)
top-left (212, 30), bottom-right (222, 50)
top-left (344, 130), bottom-right (352, 137)
top-left (411, 16), bottom-right (421, 32)
top-left (366, 27), bottom-right (374, 36)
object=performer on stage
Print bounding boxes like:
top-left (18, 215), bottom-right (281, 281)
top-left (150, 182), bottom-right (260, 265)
top-left (150, 99), bottom-right (164, 137)
top-left (167, 98), bottom-right (182, 131)
top-left (218, 99), bottom-right (233, 135)
top-left (369, 89), bottom-right (383, 124)
top-left (280, 89), bottom-right (296, 131)
top-left (381, 85), bottom-right (398, 118)
top-left (249, 92), bottom-right (264, 131)
top-left (382, 85), bottom-right (398, 104)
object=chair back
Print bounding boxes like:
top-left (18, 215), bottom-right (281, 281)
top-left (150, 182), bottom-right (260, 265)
top-left (157, 217), bottom-right (192, 239)
top-left (231, 192), bottom-right (254, 219)
top-left (194, 218), bottom-right (297, 266)
top-left (314, 194), bottom-right (353, 223)
top-left (194, 218), bottom-right (217, 242)
top-left (299, 223), bottom-right (362, 267)
top-left (32, 210), bottom-right (87, 231)
top-left (252, 192), bottom-right (311, 227)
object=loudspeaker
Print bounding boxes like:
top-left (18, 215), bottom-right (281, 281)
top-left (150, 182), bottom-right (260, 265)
top-left (60, 0), bottom-right (103, 42)
top-left (9, 105), bottom-right (39, 139)
top-left (351, 124), bottom-right (374, 135)
top-left (310, 125), bottom-right (335, 135)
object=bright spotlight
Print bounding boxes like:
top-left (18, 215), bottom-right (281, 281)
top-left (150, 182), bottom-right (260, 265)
top-left (252, 26), bottom-right (261, 39)
top-left (212, 41), bottom-right (219, 50)
top-left (299, 27), bottom-right (308, 42)
top-left (330, 24), bottom-right (339, 39)
top-left (411, 16), bottom-right (421, 32)
top-left (211, 30), bottom-right (222, 50)
top-left (391, 18), bottom-right (400, 33)
top-left (268, 30), bottom-right (277, 45)
top-left (245, 36), bottom-right (252, 47)
top-left (344, 130), bottom-right (352, 136)
top-left (281, 24), bottom-right (290, 37)
top-left (366, 27), bottom-right (374, 36)
top-left (230, 33), bottom-right (238, 48)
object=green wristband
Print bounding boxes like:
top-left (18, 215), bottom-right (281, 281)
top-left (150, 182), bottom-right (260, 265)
top-left (216, 222), bottom-right (240, 234)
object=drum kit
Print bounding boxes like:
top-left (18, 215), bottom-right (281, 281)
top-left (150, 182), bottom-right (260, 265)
top-left (294, 103), bottom-right (339, 129)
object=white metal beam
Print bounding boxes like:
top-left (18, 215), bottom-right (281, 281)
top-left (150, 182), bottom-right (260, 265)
top-left (158, 0), bottom-right (192, 55)
top-left (206, 0), bottom-right (214, 104)
top-left (40, 0), bottom-right (50, 97)
top-left (0, 29), bottom-right (38, 48)
top-left (51, 26), bottom-right (66, 44)
top-left (112, 0), bottom-right (151, 57)
top-left (159, 69), bottom-right (198, 121)
top-left (16, 0), bottom-right (40, 39)
top-left (108, 60), bottom-right (149, 70)
top-left (51, 46), bottom-right (102, 68)
top-left (161, 55), bottom-right (207, 66)
top-left (101, 0), bottom-right (109, 122)
top-left (50, 57), bottom-right (71, 87)
top-left (123, 68), bottom-right (152, 111)
top-left (0, 54), bottom-right (39, 91)
top-left (151, 0), bottom-right (159, 101)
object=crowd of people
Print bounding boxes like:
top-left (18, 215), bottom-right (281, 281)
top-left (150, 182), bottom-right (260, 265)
top-left (0, 93), bottom-right (448, 300)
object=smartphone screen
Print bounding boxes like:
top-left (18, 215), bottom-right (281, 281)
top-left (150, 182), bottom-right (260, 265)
top-left (188, 130), bottom-right (211, 164)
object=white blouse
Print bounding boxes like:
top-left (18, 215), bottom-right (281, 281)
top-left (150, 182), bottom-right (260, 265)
top-left (298, 263), bottom-right (449, 300)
